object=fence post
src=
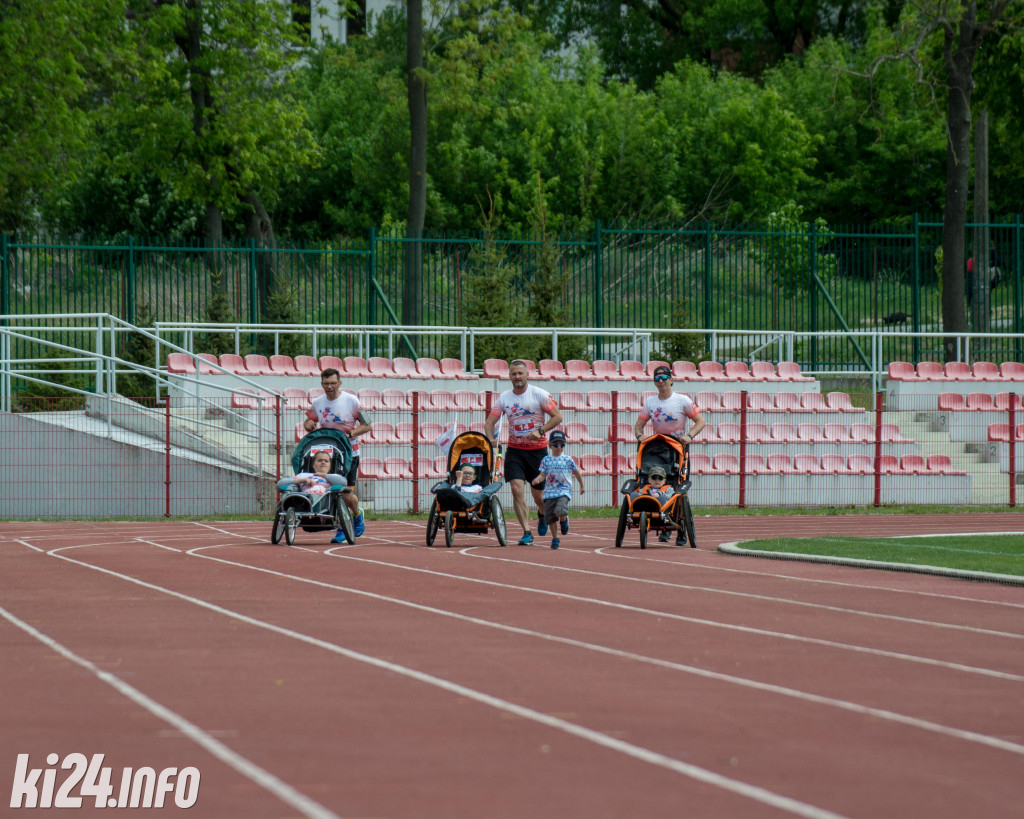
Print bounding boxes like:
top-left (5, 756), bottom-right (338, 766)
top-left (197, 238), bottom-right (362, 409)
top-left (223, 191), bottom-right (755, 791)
top-left (912, 213), bottom-right (921, 362)
top-left (809, 223), bottom-right (818, 369)
top-left (165, 395), bottom-right (172, 517)
top-left (873, 391), bottom-right (883, 508)
top-left (247, 238), bottom-right (258, 349)
top-left (1014, 214), bottom-right (1022, 357)
top-left (738, 390), bottom-right (747, 508)
top-left (1010, 393), bottom-right (1017, 509)
top-left (1, 232), bottom-right (10, 321)
top-left (411, 390), bottom-right (420, 514)
top-left (704, 222), bottom-right (712, 339)
top-left (368, 227), bottom-right (377, 358)
top-left (594, 220), bottom-right (603, 360)
top-left (610, 390), bottom-right (619, 503)
top-left (127, 236), bottom-right (136, 324)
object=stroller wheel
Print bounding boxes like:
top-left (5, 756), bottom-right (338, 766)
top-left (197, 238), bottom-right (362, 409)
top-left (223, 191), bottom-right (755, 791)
top-left (491, 497), bottom-right (508, 547)
top-left (638, 511), bottom-right (648, 550)
top-left (271, 512), bottom-right (285, 544)
top-left (614, 497), bottom-right (629, 548)
top-left (284, 508), bottom-right (298, 545)
top-left (682, 494), bottom-right (697, 549)
top-left (443, 511), bottom-right (455, 548)
top-left (425, 501), bottom-right (440, 547)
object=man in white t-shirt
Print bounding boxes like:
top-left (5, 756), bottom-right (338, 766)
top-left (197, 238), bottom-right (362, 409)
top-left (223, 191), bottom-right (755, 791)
top-left (484, 359), bottom-right (563, 545)
top-left (634, 364), bottom-right (706, 446)
top-left (303, 367), bottom-right (372, 542)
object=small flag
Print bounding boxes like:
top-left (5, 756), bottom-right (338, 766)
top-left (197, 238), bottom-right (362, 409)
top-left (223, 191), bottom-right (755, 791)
top-left (436, 421), bottom-right (459, 456)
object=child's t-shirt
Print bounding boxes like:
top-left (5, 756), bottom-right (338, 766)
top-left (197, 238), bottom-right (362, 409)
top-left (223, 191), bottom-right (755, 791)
top-left (539, 454), bottom-right (578, 499)
top-left (294, 473), bottom-right (329, 495)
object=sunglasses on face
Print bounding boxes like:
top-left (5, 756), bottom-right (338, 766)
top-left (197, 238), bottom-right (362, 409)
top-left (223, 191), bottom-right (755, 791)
top-left (550, 442), bottom-right (565, 448)
top-left (653, 375), bottom-right (670, 382)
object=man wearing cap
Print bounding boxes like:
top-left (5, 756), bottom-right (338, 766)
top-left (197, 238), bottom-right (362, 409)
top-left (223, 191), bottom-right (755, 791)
top-left (485, 359), bottom-right (563, 545)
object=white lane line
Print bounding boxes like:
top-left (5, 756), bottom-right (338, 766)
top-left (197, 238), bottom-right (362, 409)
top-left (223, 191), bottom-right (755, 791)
top-left (0, 604), bottom-right (341, 819)
top-left (38, 545), bottom-right (849, 819)
top-left (184, 545), bottom-right (1024, 757)
top-left (453, 548), bottom-right (1023, 640)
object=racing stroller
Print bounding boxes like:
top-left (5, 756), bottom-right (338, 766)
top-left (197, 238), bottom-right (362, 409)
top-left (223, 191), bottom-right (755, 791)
top-left (271, 430), bottom-right (356, 545)
top-left (614, 433), bottom-right (697, 549)
top-left (425, 430), bottom-right (508, 548)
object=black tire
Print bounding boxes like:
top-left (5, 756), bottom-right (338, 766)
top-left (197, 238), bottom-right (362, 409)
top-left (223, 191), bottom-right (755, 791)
top-left (425, 501), bottom-right (440, 547)
top-left (271, 512), bottom-right (284, 544)
top-left (335, 497), bottom-right (355, 545)
top-left (638, 510), bottom-right (648, 550)
top-left (682, 494), bottom-right (697, 549)
top-left (492, 497), bottom-right (507, 547)
top-left (443, 510), bottom-right (455, 548)
top-left (284, 508), bottom-right (297, 545)
top-left (614, 497), bottom-right (629, 548)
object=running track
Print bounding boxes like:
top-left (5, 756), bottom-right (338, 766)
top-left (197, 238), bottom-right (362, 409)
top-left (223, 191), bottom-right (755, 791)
top-left (2, 514), bottom-right (1023, 818)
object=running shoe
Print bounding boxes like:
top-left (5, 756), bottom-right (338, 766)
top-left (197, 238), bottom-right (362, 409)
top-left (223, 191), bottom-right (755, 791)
top-left (658, 530), bottom-right (671, 543)
top-left (676, 530), bottom-right (687, 546)
top-left (517, 532), bottom-right (534, 545)
top-left (560, 517), bottom-right (569, 535)
top-left (550, 538), bottom-right (560, 550)
top-left (537, 513), bottom-right (548, 537)
top-left (353, 512), bottom-right (365, 538)
top-left (331, 529), bottom-right (349, 544)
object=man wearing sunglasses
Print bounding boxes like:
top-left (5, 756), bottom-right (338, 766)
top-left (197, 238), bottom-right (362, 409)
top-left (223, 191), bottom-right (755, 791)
top-left (634, 365), bottom-right (706, 446)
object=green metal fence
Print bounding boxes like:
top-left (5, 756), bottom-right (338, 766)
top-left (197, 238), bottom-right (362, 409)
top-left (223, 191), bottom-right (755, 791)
top-left (3, 216), bottom-right (1022, 365)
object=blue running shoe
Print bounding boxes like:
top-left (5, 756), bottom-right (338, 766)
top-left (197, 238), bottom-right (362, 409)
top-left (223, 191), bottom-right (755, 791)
top-left (353, 511), bottom-right (365, 538)
top-left (560, 517), bottom-right (569, 535)
top-left (331, 529), bottom-right (348, 544)
top-left (537, 514), bottom-right (548, 536)
top-left (550, 538), bottom-right (560, 550)
top-left (517, 532), bottom-right (534, 545)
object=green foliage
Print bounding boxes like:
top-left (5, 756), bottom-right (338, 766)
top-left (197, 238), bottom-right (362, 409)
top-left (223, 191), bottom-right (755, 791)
top-left (117, 301), bottom-right (158, 401)
top-left (197, 272), bottom-right (245, 357)
top-left (260, 274), bottom-right (306, 358)
top-left (11, 352), bottom-right (88, 412)
top-left (655, 297), bottom-right (707, 363)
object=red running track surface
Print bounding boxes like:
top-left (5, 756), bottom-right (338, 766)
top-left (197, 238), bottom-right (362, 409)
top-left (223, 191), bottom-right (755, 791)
top-left (2, 514), bottom-right (1023, 818)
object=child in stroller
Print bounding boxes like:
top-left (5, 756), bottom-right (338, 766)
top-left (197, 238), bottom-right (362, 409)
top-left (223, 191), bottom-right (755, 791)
top-left (270, 430), bottom-right (356, 546)
top-left (615, 434), bottom-right (697, 549)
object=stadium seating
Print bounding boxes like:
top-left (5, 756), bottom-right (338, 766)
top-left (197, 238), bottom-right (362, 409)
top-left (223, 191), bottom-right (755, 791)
top-left (167, 353), bottom-right (196, 374)
top-left (294, 355), bottom-right (321, 376)
top-left (270, 355), bottom-right (299, 376)
top-left (392, 357), bottom-right (418, 378)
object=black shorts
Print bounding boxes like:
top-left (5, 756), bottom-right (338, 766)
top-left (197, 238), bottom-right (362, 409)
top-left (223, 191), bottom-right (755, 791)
top-left (504, 447), bottom-right (546, 484)
top-left (346, 456), bottom-right (360, 490)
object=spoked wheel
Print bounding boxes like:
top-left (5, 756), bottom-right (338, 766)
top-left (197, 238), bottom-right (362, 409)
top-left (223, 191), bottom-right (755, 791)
top-left (614, 497), bottom-right (629, 548)
top-left (284, 508), bottom-right (297, 545)
top-left (271, 512), bottom-right (285, 544)
top-left (491, 497), bottom-right (507, 547)
top-left (638, 510), bottom-right (648, 550)
top-left (335, 498), bottom-right (355, 545)
top-left (425, 501), bottom-right (440, 547)
top-left (443, 511), bottom-right (455, 548)
top-left (682, 494), bottom-right (697, 549)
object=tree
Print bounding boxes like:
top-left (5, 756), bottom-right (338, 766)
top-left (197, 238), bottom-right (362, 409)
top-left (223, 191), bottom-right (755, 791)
top-left (405, 0), bottom-right (427, 330)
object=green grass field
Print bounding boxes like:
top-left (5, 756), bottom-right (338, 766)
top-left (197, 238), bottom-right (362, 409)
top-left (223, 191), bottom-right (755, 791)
top-left (738, 534), bottom-right (1024, 577)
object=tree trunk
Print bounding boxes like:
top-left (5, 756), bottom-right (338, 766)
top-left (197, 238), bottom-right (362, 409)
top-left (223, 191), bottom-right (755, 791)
top-left (972, 109), bottom-right (990, 333)
top-left (243, 190), bottom-right (277, 323)
top-left (404, 0), bottom-right (426, 334)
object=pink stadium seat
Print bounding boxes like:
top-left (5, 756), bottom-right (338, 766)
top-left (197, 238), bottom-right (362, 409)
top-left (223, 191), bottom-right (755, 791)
top-left (242, 354), bottom-right (273, 375)
top-left (440, 358), bottom-right (477, 380)
top-left (698, 361), bottom-right (725, 381)
top-left (800, 392), bottom-right (830, 412)
top-left (713, 453), bottom-right (739, 474)
top-left (482, 358), bottom-right (509, 379)
top-left (901, 454), bottom-right (927, 473)
top-left (579, 453), bottom-right (609, 475)
top-left (391, 422), bottom-right (414, 444)
top-left (416, 357), bottom-right (442, 377)
top-left (645, 361), bottom-right (671, 378)
top-left (295, 422), bottom-right (307, 443)
top-left (849, 424), bottom-right (874, 444)
top-left (538, 359), bottom-right (566, 380)
top-left (720, 392), bottom-right (743, 412)
top-left (282, 387), bottom-right (310, 411)
top-left (383, 457), bottom-right (412, 480)
top-left (724, 361), bottom-right (753, 381)
top-left (926, 454), bottom-right (963, 474)
top-left (343, 356), bottom-right (371, 377)
top-left (999, 361), bottom-right (1024, 380)
top-left (558, 359), bottom-right (588, 380)
top-left (743, 453), bottom-right (767, 474)
top-left (749, 360), bottom-right (781, 381)
top-left (966, 392), bottom-right (995, 411)
top-left (972, 362), bottom-right (1004, 382)
top-left (944, 361), bottom-right (974, 380)
top-left (418, 422), bottom-right (444, 444)
top-left (167, 353), bottom-right (196, 374)
top-left (592, 359), bottom-right (628, 381)
top-left (230, 388), bottom-right (260, 410)
top-left (381, 389), bottom-right (409, 410)
top-left (937, 392), bottom-right (965, 411)
top-left (392, 357), bottom-right (418, 378)
top-left (797, 423), bottom-right (824, 443)
top-left (366, 423), bottom-right (394, 444)
top-left (777, 361), bottom-right (814, 382)
top-left (197, 353), bottom-right (219, 374)
top-left (672, 361), bottom-right (702, 380)
top-left (294, 355), bottom-right (321, 376)
top-left (357, 388), bottom-right (381, 410)
top-left (716, 423), bottom-right (741, 443)
top-left (607, 422), bottom-right (633, 442)
top-left (988, 423), bottom-right (1011, 442)
top-left (270, 355), bottom-right (299, 376)
top-left (428, 390), bottom-right (455, 411)
top-left (319, 355), bottom-right (344, 373)
top-left (823, 423), bottom-right (848, 443)
top-left (766, 453), bottom-right (795, 473)
top-left (587, 391), bottom-right (612, 411)
top-left (454, 390), bottom-right (482, 410)
top-left (368, 356), bottom-right (397, 378)
top-left (694, 392), bottom-right (720, 411)
top-left (604, 453), bottom-right (630, 475)
top-left (219, 353), bottom-right (246, 374)
top-left (793, 454), bottom-right (822, 473)
top-left (609, 392), bottom-right (636, 412)
top-left (886, 361), bottom-right (917, 381)
top-left (747, 422), bottom-right (771, 443)
top-left (414, 457), bottom-right (441, 480)
top-left (880, 424), bottom-right (909, 443)
top-left (774, 392), bottom-right (803, 413)
top-left (847, 455), bottom-right (873, 474)
top-left (684, 452), bottom-right (708, 474)
top-left (771, 423), bottom-right (797, 443)
top-left (564, 421), bottom-right (600, 444)
top-left (359, 458), bottom-right (384, 479)
top-left (820, 454), bottom-right (846, 474)
top-left (747, 392), bottom-right (773, 413)
top-left (619, 360), bottom-right (646, 380)
top-left (309, 386), bottom-right (325, 402)
top-left (826, 392), bottom-right (861, 413)
top-left (916, 361), bottom-right (945, 380)
top-left (558, 390), bottom-right (585, 411)
top-left (407, 389), bottom-right (429, 410)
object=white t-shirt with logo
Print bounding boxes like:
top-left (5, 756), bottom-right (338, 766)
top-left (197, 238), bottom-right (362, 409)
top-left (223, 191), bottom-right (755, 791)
top-left (490, 385), bottom-right (558, 450)
top-left (306, 392), bottom-right (364, 456)
top-left (638, 392), bottom-right (700, 439)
